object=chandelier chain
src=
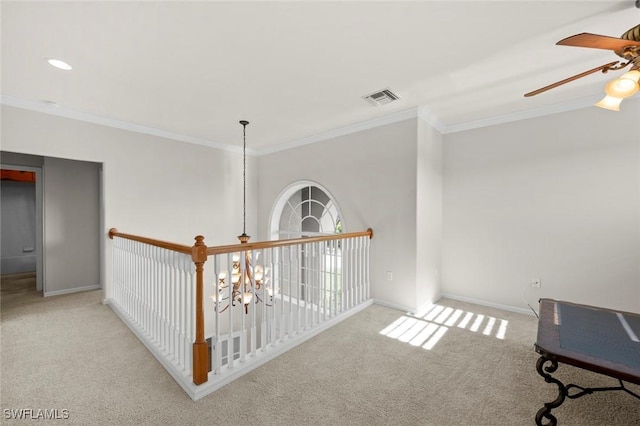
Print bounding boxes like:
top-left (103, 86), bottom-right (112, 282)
top-left (241, 121), bottom-right (248, 236)
top-left (240, 120), bottom-right (249, 236)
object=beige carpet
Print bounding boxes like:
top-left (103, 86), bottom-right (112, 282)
top-left (1, 285), bottom-right (638, 425)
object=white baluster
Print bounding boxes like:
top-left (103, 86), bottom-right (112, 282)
top-left (260, 249), bottom-right (267, 352)
top-left (312, 242), bottom-right (317, 325)
top-left (287, 246), bottom-right (293, 337)
top-left (213, 254), bottom-right (221, 374)
top-left (315, 242), bottom-right (319, 324)
top-left (294, 245), bottom-right (300, 333)
top-left (355, 237), bottom-right (361, 304)
top-left (271, 247), bottom-right (278, 343)
top-left (187, 253), bottom-right (194, 371)
top-left (226, 252), bottom-right (234, 370)
top-left (250, 250), bottom-right (257, 357)
top-left (163, 248), bottom-right (169, 352)
top-left (173, 253), bottom-right (179, 367)
top-left (342, 238), bottom-right (347, 311)
top-left (156, 246), bottom-right (161, 345)
top-left (179, 256), bottom-right (186, 370)
top-left (321, 241), bottom-right (327, 321)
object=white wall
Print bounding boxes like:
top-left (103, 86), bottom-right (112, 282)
top-left (257, 119), bottom-right (423, 311)
top-left (442, 100), bottom-right (640, 313)
top-left (9, 100), bottom-right (633, 314)
top-left (416, 119), bottom-right (443, 308)
top-left (1, 105), bottom-right (257, 299)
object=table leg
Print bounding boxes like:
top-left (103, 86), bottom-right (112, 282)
top-left (535, 355), bottom-right (568, 426)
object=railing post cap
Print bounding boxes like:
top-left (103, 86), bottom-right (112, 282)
top-left (192, 236), bottom-right (207, 263)
top-left (367, 228), bottom-right (373, 239)
top-left (108, 228), bottom-right (118, 239)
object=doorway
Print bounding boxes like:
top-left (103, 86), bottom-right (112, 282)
top-left (1, 155), bottom-right (102, 298)
top-left (0, 165), bottom-right (43, 297)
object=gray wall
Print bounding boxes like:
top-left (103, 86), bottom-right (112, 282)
top-left (43, 157), bottom-right (101, 294)
top-left (442, 99), bottom-right (640, 313)
top-left (1, 152), bottom-right (44, 168)
top-left (1, 180), bottom-right (36, 274)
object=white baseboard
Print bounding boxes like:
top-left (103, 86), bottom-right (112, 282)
top-left (372, 298), bottom-right (437, 315)
top-left (439, 293), bottom-right (535, 316)
top-left (44, 284), bottom-right (101, 297)
top-left (372, 299), bottom-right (414, 313)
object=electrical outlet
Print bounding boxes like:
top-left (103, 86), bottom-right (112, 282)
top-left (386, 271), bottom-right (393, 281)
top-left (531, 278), bottom-right (541, 288)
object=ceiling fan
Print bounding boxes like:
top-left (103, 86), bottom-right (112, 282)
top-left (525, 23), bottom-right (640, 111)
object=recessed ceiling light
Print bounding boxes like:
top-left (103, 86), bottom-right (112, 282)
top-left (47, 58), bottom-right (72, 71)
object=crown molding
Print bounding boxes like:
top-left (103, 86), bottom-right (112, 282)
top-left (256, 107), bottom-right (419, 156)
top-left (0, 94), bottom-right (251, 155)
top-left (4, 93), bottom-right (629, 157)
top-left (442, 95), bottom-right (607, 134)
top-left (258, 96), bottom-right (620, 154)
top-left (417, 106), bottom-right (447, 133)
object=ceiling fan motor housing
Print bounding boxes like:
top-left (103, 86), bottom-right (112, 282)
top-left (621, 24), bottom-right (640, 42)
top-left (616, 25), bottom-right (640, 64)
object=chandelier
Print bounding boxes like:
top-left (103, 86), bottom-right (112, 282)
top-left (211, 120), bottom-right (273, 314)
top-left (212, 252), bottom-right (271, 314)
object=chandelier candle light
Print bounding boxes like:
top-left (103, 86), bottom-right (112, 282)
top-left (211, 120), bottom-right (273, 314)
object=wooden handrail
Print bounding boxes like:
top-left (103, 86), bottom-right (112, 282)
top-left (206, 228), bottom-right (373, 256)
top-left (108, 227), bottom-right (374, 256)
top-left (108, 228), bottom-right (192, 254)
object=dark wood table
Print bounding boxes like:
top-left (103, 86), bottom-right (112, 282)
top-left (534, 298), bottom-right (640, 425)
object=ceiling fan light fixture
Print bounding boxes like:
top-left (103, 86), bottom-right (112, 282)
top-left (622, 69), bottom-right (640, 83)
top-left (603, 70), bottom-right (640, 99)
top-left (594, 95), bottom-right (622, 111)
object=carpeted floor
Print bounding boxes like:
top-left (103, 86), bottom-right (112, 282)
top-left (1, 283), bottom-right (638, 425)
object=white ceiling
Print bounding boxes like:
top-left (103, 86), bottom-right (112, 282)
top-left (2, 1), bottom-right (639, 152)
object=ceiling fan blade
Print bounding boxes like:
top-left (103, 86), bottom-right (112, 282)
top-left (524, 61), bottom-right (620, 97)
top-left (557, 33), bottom-right (640, 50)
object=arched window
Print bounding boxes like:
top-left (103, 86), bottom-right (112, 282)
top-left (270, 181), bottom-right (344, 240)
top-left (269, 181), bottom-right (344, 305)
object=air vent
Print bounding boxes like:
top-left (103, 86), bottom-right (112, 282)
top-left (362, 88), bottom-right (400, 106)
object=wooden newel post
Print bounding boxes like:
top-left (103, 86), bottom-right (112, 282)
top-left (191, 235), bottom-right (208, 385)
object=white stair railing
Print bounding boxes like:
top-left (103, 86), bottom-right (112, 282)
top-left (107, 227), bottom-right (373, 400)
top-left (206, 231), bottom-right (372, 382)
top-left (108, 229), bottom-right (197, 385)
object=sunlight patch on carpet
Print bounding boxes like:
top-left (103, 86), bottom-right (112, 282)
top-left (380, 304), bottom-right (509, 350)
